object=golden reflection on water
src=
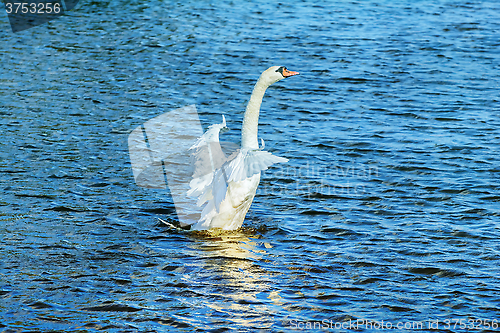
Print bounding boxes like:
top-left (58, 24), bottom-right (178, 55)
top-left (181, 227), bottom-right (283, 329)
top-left (190, 227), bottom-right (265, 258)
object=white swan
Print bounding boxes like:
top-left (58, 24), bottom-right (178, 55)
top-left (187, 66), bottom-right (299, 230)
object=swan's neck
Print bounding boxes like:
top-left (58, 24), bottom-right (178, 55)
top-left (241, 78), bottom-right (269, 149)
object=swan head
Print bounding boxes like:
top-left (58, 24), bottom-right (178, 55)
top-left (260, 66), bottom-right (299, 86)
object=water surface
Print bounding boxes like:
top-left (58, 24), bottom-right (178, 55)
top-left (1, 0), bottom-right (500, 331)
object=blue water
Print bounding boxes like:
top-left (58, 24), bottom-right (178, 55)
top-left (1, 0), bottom-right (500, 332)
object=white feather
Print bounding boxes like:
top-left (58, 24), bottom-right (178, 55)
top-left (184, 66), bottom-right (295, 230)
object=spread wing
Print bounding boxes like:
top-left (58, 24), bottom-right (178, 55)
top-left (186, 115), bottom-right (288, 223)
top-left (190, 147), bottom-right (288, 214)
top-left (224, 148), bottom-right (289, 183)
top-left (188, 115), bottom-right (228, 180)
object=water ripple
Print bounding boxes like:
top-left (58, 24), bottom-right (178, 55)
top-left (1, 0), bottom-right (500, 331)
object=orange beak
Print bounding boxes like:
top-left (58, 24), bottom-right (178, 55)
top-left (283, 68), bottom-right (299, 77)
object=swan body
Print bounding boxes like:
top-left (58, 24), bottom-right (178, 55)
top-left (187, 66), bottom-right (298, 230)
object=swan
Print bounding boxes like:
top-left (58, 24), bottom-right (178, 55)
top-left (186, 66), bottom-right (299, 230)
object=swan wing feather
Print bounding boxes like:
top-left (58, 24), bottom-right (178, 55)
top-left (227, 149), bottom-right (288, 183)
top-left (189, 148), bottom-right (287, 214)
top-left (187, 115), bottom-right (228, 201)
top-left (189, 115), bottom-right (227, 150)
top-left (186, 114), bottom-right (288, 224)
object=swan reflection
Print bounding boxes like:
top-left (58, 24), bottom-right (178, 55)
top-left (179, 229), bottom-right (280, 329)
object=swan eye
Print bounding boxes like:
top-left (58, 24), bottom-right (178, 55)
top-left (275, 66), bottom-right (298, 78)
top-left (275, 66), bottom-right (286, 76)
